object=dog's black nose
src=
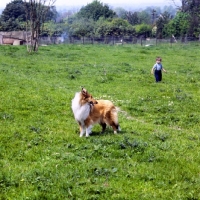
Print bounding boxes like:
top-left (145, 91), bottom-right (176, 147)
top-left (89, 101), bottom-right (94, 105)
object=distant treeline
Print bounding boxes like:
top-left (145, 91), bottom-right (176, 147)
top-left (0, 0), bottom-right (200, 39)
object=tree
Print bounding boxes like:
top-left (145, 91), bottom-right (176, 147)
top-left (125, 11), bottom-right (139, 26)
top-left (144, 6), bottom-right (161, 24)
top-left (0, 0), bottom-right (57, 32)
top-left (76, 0), bottom-right (116, 21)
top-left (114, 7), bottom-right (127, 19)
top-left (0, 17), bottom-right (25, 31)
top-left (1, 0), bottom-right (26, 21)
top-left (67, 18), bottom-right (95, 38)
top-left (108, 18), bottom-right (135, 36)
top-left (94, 18), bottom-right (135, 37)
top-left (43, 21), bottom-right (65, 37)
top-left (163, 11), bottom-right (189, 37)
top-left (162, 5), bottom-right (177, 17)
top-left (134, 23), bottom-right (152, 38)
top-left (0, 0), bottom-right (26, 31)
top-left (137, 11), bottom-right (151, 24)
top-left (171, 0), bottom-right (200, 37)
top-left (24, 0), bottom-right (56, 52)
top-left (171, 0), bottom-right (190, 12)
top-left (187, 0), bottom-right (200, 37)
top-left (156, 11), bottom-right (172, 38)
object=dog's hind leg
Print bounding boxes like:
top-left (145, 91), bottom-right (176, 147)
top-left (111, 122), bottom-right (120, 134)
top-left (105, 109), bottom-right (120, 134)
top-left (100, 122), bottom-right (106, 133)
top-left (118, 125), bottom-right (121, 132)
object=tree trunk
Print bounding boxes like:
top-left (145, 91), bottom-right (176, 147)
top-left (24, 0), bottom-right (56, 53)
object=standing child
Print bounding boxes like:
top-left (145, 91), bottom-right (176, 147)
top-left (151, 57), bottom-right (166, 82)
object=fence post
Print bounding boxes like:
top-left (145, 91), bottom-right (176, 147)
top-left (170, 36), bottom-right (172, 47)
top-left (0, 34), bottom-right (3, 44)
top-left (140, 38), bottom-right (142, 46)
top-left (185, 34), bottom-right (187, 43)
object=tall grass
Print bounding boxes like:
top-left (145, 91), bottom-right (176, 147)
top-left (0, 43), bottom-right (200, 199)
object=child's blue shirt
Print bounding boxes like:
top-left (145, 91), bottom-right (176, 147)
top-left (153, 63), bottom-right (163, 71)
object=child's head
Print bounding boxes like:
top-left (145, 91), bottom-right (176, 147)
top-left (156, 57), bottom-right (162, 63)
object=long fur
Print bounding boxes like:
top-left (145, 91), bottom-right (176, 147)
top-left (71, 88), bottom-right (120, 137)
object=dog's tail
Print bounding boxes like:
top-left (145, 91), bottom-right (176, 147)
top-left (110, 107), bottom-right (121, 132)
top-left (111, 107), bottom-right (118, 123)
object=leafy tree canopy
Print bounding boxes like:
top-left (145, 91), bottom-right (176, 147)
top-left (163, 11), bottom-right (189, 37)
top-left (1, 0), bottom-right (26, 22)
top-left (156, 11), bottom-right (173, 38)
top-left (0, 0), bottom-right (58, 31)
top-left (134, 23), bottom-right (152, 37)
top-left (76, 0), bottom-right (116, 21)
top-left (114, 7), bottom-right (127, 19)
top-left (66, 18), bottom-right (95, 37)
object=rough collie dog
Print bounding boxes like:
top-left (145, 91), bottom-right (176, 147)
top-left (71, 88), bottom-right (120, 137)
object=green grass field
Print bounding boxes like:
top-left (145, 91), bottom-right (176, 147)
top-left (0, 43), bottom-right (200, 199)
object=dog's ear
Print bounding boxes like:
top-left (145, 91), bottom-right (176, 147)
top-left (81, 87), bottom-right (87, 96)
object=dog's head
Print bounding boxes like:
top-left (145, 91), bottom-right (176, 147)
top-left (80, 87), bottom-right (98, 106)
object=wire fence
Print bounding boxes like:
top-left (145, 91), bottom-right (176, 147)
top-left (39, 35), bottom-right (200, 46)
top-left (1, 31), bottom-right (199, 46)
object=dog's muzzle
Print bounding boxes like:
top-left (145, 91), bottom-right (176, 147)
top-left (89, 101), bottom-right (98, 106)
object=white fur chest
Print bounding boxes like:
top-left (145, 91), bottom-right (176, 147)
top-left (71, 92), bottom-right (90, 122)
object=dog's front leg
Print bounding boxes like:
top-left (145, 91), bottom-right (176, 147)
top-left (80, 126), bottom-right (85, 137)
top-left (78, 121), bottom-right (85, 137)
top-left (80, 127), bottom-right (85, 137)
top-left (86, 125), bottom-right (93, 137)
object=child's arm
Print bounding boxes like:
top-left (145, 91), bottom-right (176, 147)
top-left (162, 68), bottom-right (167, 73)
top-left (151, 67), bottom-right (155, 74)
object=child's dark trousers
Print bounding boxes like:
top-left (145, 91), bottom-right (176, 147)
top-left (154, 70), bottom-right (162, 82)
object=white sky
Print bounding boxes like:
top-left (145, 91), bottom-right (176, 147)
top-left (0, 0), bottom-right (180, 9)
